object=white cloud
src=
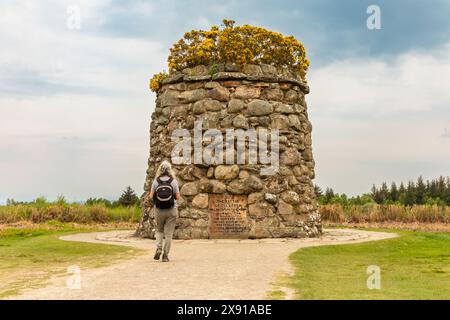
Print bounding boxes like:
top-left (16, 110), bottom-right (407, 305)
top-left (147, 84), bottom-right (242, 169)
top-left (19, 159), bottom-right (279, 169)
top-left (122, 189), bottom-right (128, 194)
top-left (309, 44), bottom-right (450, 117)
top-left (0, 1), bottom-right (165, 201)
top-left (309, 44), bottom-right (450, 195)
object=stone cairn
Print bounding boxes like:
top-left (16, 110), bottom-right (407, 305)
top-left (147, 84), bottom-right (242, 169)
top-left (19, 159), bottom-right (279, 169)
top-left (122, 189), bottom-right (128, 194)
top-left (136, 62), bottom-right (322, 239)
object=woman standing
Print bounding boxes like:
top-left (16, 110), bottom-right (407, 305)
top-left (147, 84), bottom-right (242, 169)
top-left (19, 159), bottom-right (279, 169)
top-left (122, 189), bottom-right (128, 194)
top-left (148, 161), bottom-right (181, 262)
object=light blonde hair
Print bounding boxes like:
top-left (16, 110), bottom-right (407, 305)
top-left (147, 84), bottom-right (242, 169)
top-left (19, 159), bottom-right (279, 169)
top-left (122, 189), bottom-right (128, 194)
top-left (155, 160), bottom-right (176, 179)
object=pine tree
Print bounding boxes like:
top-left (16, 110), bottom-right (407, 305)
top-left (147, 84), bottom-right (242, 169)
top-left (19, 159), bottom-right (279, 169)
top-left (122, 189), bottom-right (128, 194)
top-left (415, 176), bottom-right (426, 204)
top-left (404, 181), bottom-right (416, 206)
top-left (118, 186), bottom-right (139, 207)
top-left (390, 182), bottom-right (399, 202)
top-left (314, 185), bottom-right (323, 198)
top-left (324, 187), bottom-right (335, 204)
top-left (445, 177), bottom-right (450, 205)
top-left (429, 179), bottom-right (439, 199)
top-left (398, 182), bottom-right (406, 193)
top-left (371, 184), bottom-right (383, 204)
top-left (398, 182), bottom-right (406, 204)
top-left (380, 182), bottom-right (390, 203)
top-left (437, 176), bottom-right (446, 200)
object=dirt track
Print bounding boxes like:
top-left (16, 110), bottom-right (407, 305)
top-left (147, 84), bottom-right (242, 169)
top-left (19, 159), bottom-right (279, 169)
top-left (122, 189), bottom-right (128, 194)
top-left (10, 229), bottom-right (397, 300)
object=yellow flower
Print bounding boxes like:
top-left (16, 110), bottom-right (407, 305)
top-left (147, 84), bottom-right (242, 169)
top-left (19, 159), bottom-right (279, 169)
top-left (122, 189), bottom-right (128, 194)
top-left (151, 19), bottom-right (309, 92)
top-left (149, 72), bottom-right (167, 92)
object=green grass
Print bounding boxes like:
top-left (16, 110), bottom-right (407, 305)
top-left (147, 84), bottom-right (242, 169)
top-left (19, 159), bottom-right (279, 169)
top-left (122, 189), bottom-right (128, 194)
top-left (0, 223), bottom-right (142, 298)
top-left (266, 290), bottom-right (287, 300)
top-left (286, 230), bottom-right (450, 299)
top-left (106, 206), bottom-right (141, 222)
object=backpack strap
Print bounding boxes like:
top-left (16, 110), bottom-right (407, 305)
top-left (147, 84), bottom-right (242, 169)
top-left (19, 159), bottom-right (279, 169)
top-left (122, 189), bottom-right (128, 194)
top-left (156, 176), bottom-right (173, 185)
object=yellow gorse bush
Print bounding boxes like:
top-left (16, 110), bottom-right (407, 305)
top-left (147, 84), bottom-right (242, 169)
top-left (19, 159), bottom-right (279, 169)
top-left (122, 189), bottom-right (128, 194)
top-left (149, 72), bottom-right (167, 92)
top-left (150, 19), bottom-right (309, 92)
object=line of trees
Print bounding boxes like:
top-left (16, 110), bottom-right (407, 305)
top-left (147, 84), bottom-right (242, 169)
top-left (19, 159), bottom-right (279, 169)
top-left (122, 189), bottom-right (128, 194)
top-left (86, 186), bottom-right (140, 207)
top-left (316, 176), bottom-right (450, 206)
top-left (6, 186), bottom-right (140, 208)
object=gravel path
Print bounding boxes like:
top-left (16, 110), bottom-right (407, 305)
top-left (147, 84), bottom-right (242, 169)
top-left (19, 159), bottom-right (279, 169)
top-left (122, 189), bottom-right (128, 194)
top-left (11, 229), bottom-right (397, 300)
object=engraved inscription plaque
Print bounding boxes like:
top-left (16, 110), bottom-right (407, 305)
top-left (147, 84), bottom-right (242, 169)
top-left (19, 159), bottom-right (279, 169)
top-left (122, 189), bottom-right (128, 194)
top-left (209, 194), bottom-right (248, 239)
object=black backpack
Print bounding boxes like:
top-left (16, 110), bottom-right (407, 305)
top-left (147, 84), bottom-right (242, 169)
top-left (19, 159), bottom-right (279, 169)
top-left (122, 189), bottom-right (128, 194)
top-left (153, 176), bottom-right (175, 209)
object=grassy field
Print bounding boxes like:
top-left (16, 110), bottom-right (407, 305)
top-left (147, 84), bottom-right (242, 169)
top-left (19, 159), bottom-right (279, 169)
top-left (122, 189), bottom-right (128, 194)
top-left (0, 222), bottom-right (142, 298)
top-left (284, 229), bottom-right (450, 299)
top-left (319, 204), bottom-right (450, 223)
top-left (0, 204), bottom-right (141, 224)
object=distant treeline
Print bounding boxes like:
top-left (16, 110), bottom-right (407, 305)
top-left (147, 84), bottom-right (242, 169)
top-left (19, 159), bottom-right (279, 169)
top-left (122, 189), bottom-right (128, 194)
top-left (316, 176), bottom-right (450, 206)
top-left (5, 186), bottom-right (140, 208)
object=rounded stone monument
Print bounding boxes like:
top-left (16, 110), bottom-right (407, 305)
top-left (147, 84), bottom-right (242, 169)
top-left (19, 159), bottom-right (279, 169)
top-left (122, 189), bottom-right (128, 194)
top-left (136, 21), bottom-right (321, 239)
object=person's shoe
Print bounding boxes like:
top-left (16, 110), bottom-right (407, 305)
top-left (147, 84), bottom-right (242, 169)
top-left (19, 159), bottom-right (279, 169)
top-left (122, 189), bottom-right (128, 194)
top-left (153, 249), bottom-right (162, 260)
top-left (162, 254), bottom-right (169, 262)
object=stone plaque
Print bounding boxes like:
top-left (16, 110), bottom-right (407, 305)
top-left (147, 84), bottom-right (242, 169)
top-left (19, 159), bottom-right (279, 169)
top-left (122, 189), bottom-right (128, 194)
top-left (209, 194), bottom-right (248, 239)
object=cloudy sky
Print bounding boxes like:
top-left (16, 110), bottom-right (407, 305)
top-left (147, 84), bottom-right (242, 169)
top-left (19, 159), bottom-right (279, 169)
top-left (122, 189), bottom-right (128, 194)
top-left (1, 0), bottom-right (449, 203)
